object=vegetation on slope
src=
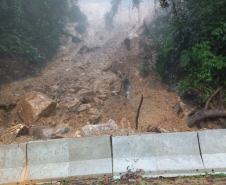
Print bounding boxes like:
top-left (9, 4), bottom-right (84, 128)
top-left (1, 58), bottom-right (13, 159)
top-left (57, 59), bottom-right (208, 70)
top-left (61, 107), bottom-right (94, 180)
top-left (147, 0), bottom-right (226, 104)
top-left (0, 0), bottom-right (86, 64)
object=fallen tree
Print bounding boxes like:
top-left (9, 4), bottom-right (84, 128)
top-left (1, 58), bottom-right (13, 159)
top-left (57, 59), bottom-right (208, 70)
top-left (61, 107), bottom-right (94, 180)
top-left (186, 87), bottom-right (226, 127)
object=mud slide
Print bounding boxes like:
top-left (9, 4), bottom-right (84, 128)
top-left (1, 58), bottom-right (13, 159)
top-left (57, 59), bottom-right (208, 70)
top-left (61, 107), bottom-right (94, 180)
top-left (0, 1), bottom-right (220, 145)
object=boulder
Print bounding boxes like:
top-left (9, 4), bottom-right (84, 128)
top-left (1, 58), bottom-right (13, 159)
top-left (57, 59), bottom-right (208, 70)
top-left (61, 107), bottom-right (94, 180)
top-left (82, 119), bottom-right (119, 135)
top-left (17, 92), bottom-right (57, 123)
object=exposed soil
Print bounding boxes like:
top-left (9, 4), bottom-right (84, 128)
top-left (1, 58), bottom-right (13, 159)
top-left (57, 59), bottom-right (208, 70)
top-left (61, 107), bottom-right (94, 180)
top-left (41, 175), bottom-right (226, 185)
top-left (0, 2), bottom-right (223, 145)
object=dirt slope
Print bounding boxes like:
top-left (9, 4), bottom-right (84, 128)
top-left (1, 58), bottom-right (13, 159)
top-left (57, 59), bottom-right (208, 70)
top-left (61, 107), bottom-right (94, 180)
top-left (0, 2), bottom-right (221, 144)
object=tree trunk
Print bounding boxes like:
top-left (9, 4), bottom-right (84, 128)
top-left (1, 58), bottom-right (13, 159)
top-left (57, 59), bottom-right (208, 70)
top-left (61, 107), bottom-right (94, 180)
top-left (186, 109), bottom-right (226, 128)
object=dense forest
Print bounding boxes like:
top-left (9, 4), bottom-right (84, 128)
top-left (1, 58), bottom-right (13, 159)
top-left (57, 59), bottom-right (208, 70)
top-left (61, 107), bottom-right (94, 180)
top-left (149, 0), bottom-right (226, 104)
top-left (0, 0), bottom-right (86, 64)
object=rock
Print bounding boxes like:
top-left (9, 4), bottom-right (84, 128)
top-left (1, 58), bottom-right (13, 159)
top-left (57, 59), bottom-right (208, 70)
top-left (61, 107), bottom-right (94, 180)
top-left (74, 130), bottom-right (80, 137)
top-left (68, 89), bottom-right (76, 93)
top-left (33, 126), bottom-right (55, 140)
top-left (82, 119), bottom-right (119, 135)
top-left (111, 91), bottom-right (118, 96)
top-left (78, 88), bottom-right (95, 97)
top-left (77, 104), bottom-right (91, 112)
top-left (77, 135), bottom-right (82, 138)
top-left (94, 97), bottom-right (104, 106)
top-left (52, 85), bottom-right (62, 93)
top-left (120, 117), bottom-right (131, 129)
top-left (89, 115), bottom-right (102, 124)
top-left (0, 124), bottom-right (29, 144)
top-left (207, 123), bottom-right (213, 129)
top-left (121, 175), bottom-right (127, 180)
top-left (98, 94), bottom-right (108, 101)
top-left (17, 92), bottom-right (57, 123)
top-left (149, 126), bottom-right (169, 133)
top-left (87, 108), bottom-right (100, 116)
top-left (69, 86), bottom-right (82, 94)
top-left (61, 127), bottom-right (70, 134)
top-left (61, 97), bottom-right (80, 111)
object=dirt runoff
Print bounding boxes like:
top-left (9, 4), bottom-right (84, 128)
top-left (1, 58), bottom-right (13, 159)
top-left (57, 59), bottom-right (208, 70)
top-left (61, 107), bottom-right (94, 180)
top-left (41, 175), bottom-right (226, 185)
top-left (0, 2), bottom-right (223, 145)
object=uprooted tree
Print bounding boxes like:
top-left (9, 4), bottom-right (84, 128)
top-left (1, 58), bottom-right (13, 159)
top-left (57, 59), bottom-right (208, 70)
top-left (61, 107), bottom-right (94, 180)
top-left (186, 87), bottom-right (226, 127)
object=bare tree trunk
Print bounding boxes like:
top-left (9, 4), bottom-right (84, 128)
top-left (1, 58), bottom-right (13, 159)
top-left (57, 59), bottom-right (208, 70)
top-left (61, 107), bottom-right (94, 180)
top-left (186, 87), bottom-right (225, 127)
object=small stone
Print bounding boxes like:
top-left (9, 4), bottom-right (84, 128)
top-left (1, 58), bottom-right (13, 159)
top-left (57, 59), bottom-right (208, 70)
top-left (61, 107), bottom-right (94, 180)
top-left (74, 130), bottom-right (80, 137)
top-left (121, 175), bottom-right (126, 180)
top-left (77, 104), bottom-right (91, 112)
top-left (87, 108), bottom-right (100, 116)
top-left (33, 126), bottom-right (55, 140)
top-left (50, 122), bottom-right (56, 126)
top-left (61, 127), bottom-right (70, 134)
top-left (52, 85), bottom-right (62, 93)
top-left (98, 94), bottom-right (108, 101)
top-left (68, 89), bottom-right (75, 93)
top-left (77, 135), bottom-right (82, 138)
top-left (111, 91), bottom-right (118, 96)
top-left (207, 123), bottom-right (213, 129)
top-left (94, 97), bottom-right (104, 106)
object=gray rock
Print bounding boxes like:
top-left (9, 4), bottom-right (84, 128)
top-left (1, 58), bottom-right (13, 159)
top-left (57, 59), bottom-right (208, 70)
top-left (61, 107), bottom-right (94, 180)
top-left (82, 119), bottom-right (118, 135)
top-left (33, 126), bottom-right (55, 140)
top-left (52, 85), bottom-right (62, 93)
top-left (61, 127), bottom-right (70, 134)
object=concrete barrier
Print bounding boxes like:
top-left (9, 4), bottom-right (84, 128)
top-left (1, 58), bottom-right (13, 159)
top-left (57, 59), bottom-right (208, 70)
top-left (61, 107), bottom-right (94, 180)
top-left (112, 132), bottom-right (205, 178)
top-left (67, 136), bottom-right (112, 180)
top-left (25, 136), bottom-right (112, 183)
top-left (112, 134), bottom-right (158, 179)
top-left (0, 143), bottom-right (26, 185)
top-left (198, 129), bottom-right (226, 173)
top-left (155, 132), bottom-right (205, 177)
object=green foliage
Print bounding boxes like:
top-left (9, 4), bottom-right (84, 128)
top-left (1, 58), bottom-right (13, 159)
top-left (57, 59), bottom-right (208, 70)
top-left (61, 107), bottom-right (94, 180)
top-left (149, 0), bottom-right (226, 103)
top-left (0, 0), bottom-right (87, 65)
top-left (68, 5), bottom-right (87, 22)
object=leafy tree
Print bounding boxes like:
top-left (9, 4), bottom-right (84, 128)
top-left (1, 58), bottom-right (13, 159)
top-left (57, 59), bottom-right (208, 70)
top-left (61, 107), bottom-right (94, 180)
top-left (147, 0), bottom-right (226, 102)
top-left (0, 0), bottom-right (86, 64)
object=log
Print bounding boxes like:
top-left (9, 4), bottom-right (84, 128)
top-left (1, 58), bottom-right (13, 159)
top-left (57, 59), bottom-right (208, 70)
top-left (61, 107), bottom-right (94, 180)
top-left (186, 109), bottom-right (226, 128)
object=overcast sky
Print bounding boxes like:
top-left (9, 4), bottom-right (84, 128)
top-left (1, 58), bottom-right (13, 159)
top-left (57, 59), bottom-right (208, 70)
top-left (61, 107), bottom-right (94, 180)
top-left (80, 0), bottom-right (154, 5)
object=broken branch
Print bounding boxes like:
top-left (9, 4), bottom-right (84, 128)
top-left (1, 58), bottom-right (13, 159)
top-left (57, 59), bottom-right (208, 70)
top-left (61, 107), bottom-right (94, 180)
top-left (136, 95), bottom-right (143, 130)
